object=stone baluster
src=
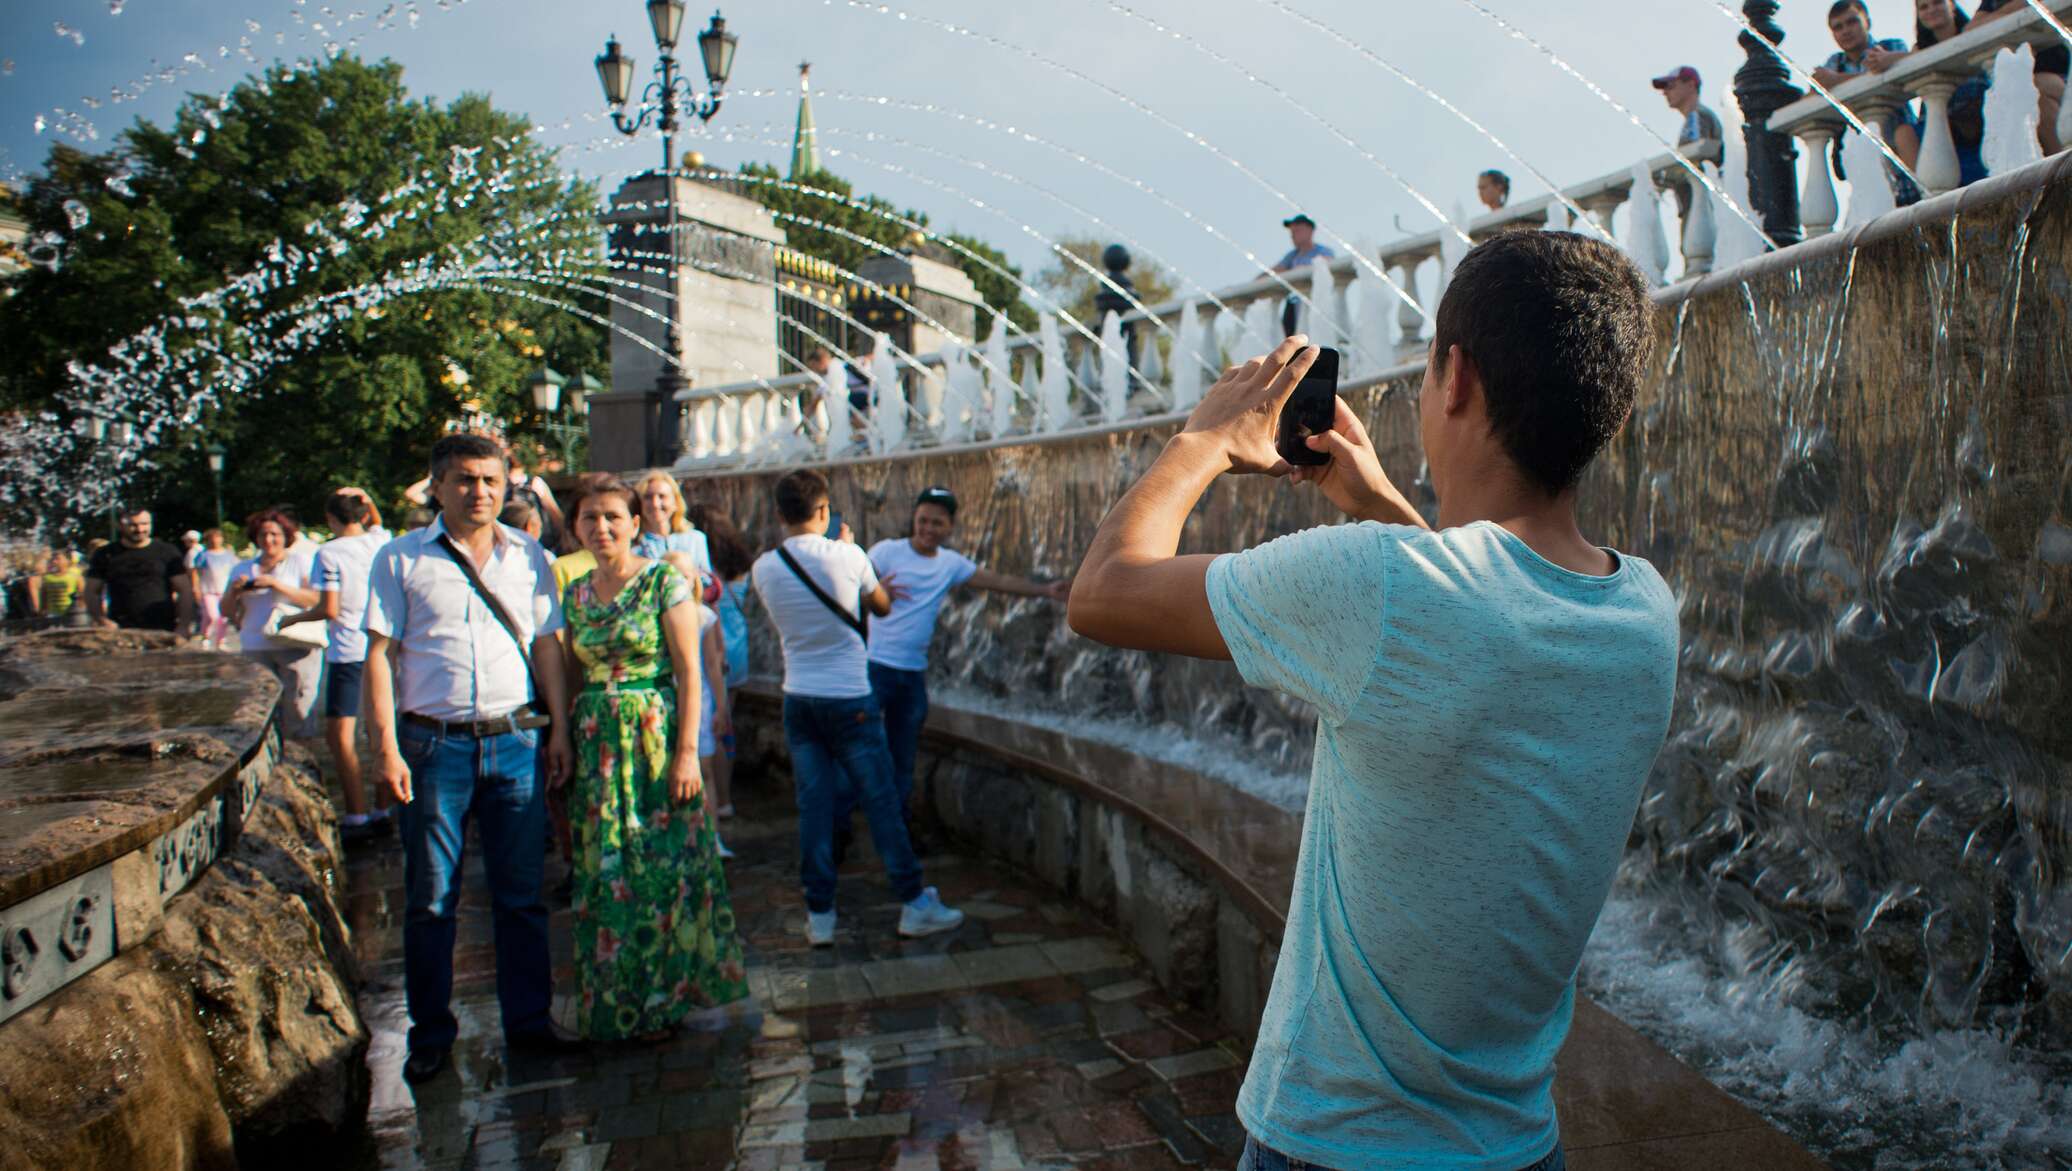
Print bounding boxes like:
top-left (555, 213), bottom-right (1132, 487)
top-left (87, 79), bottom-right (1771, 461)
top-left (1796, 124), bottom-right (1842, 238)
top-left (712, 393), bottom-right (739, 458)
top-left (687, 396), bottom-right (717, 461)
top-left (1681, 169), bottom-right (1717, 276)
top-left (736, 388), bottom-right (765, 456)
top-left (1579, 191), bottom-right (1627, 237)
top-left (1385, 250), bottom-right (1430, 352)
top-left (1908, 75), bottom-right (1964, 196)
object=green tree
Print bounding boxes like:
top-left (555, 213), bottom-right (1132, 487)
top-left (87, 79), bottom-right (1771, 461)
top-left (0, 56), bottom-right (605, 535)
top-left (1033, 235), bottom-right (1177, 334)
top-left (736, 162), bottom-right (1035, 340)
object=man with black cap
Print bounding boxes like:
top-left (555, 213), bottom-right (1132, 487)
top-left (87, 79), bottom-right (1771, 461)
top-left (1272, 214), bottom-right (1335, 337)
top-left (863, 486), bottom-right (1070, 833)
top-left (1651, 65), bottom-right (1724, 219)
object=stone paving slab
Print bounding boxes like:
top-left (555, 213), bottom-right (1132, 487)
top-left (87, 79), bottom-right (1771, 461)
top-left (348, 782), bottom-right (1249, 1170)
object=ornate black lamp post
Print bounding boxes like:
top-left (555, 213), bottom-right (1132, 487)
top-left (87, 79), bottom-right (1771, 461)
top-left (1733, 0), bottom-right (1804, 247)
top-left (595, 4), bottom-right (740, 466)
top-left (527, 366), bottom-right (593, 473)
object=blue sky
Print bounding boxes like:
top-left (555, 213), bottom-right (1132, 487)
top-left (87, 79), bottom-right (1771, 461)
top-left (1, 0), bottom-right (1879, 290)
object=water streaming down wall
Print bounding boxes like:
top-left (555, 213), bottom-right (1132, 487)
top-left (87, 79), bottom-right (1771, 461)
top-left (690, 168), bottom-right (2072, 1055)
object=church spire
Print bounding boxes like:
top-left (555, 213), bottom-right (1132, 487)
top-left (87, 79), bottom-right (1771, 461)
top-left (789, 61), bottom-right (820, 178)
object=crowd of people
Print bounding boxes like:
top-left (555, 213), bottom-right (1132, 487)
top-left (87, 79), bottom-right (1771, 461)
top-left (16, 218), bottom-right (1726, 1171)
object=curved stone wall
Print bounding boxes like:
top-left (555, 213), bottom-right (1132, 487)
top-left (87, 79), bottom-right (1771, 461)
top-left (683, 157), bottom-right (2072, 1047)
top-left (0, 632), bottom-right (366, 1170)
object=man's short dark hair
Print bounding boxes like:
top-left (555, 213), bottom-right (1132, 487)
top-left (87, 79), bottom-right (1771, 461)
top-left (1827, 0), bottom-right (1869, 23)
top-left (324, 490), bottom-right (371, 527)
top-left (118, 506), bottom-right (150, 521)
top-left (1478, 169), bottom-right (1511, 198)
top-left (775, 469), bottom-right (830, 525)
top-left (1431, 232), bottom-right (1652, 495)
top-left (429, 433), bottom-right (506, 482)
top-left (499, 498), bottom-right (538, 530)
top-left (915, 486), bottom-right (958, 518)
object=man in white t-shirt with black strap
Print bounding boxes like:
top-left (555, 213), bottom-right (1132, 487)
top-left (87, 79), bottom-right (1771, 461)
top-left (750, 469), bottom-right (964, 948)
top-left (864, 486), bottom-right (1069, 833)
top-left (281, 490), bottom-right (392, 843)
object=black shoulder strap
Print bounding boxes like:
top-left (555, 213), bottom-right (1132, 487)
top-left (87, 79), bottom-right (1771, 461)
top-left (774, 545), bottom-right (867, 642)
top-left (435, 532), bottom-right (536, 683)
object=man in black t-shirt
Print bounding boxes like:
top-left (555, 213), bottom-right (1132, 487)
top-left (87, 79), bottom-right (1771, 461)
top-left (85, 508), bottom-right (193, 632)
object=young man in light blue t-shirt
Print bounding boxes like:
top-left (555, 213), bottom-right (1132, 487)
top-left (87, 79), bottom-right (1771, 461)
top-left (1070, 232), bottom-right (1680, 1171)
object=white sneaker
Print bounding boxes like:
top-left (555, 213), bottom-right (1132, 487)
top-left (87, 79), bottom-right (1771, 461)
top-left (806, 908), bottom-right (837, 947)
top-left (716, 835), bottom-right (735, 860)
top-left (897, 887), bottom-right (965, 938)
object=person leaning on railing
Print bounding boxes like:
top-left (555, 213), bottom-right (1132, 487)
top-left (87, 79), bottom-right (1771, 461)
top-left (1868, 0), bottom-right (1995, 186)
top-left (1812, 0), bottom-right (1927, 205)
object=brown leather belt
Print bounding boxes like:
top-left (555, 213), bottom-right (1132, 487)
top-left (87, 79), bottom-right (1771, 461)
top-left (401, 709), bottom-right (550, 738)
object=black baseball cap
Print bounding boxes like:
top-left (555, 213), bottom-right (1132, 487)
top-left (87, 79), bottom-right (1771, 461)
top-left (1281, 213), bottom-right (1316, 228)
top-left (915, 486), bottom-right (958, 516)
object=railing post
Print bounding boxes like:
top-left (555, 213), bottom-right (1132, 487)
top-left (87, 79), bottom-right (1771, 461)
top-left (1680, 170), bottom-right (1717, 275)
top-left (1909, 75), bottom-right (1964, 195)
top-left (1796, 126), bottom-right (1841, 237)
top-left (1388, 252), bottom-right (1427, 352)
top-left (687, 394), bottom-right (716, 461)
top-left (713, 393), bottom-right (739, 458)
top-left (1733, 0), bottom-right (1804, 246)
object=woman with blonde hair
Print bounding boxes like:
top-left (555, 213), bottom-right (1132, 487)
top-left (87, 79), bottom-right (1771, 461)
top-left (633, 471), bottom-right (712, 584)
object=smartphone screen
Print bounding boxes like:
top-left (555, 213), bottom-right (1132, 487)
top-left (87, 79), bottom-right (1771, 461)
top-left (1275, 346), bottom-right (1339, 467)
top-left (826, 509), bottom-right (844, 539)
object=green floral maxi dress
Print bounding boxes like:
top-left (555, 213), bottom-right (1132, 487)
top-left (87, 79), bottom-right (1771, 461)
top-left (565, 561), bottom-right (748, 1039)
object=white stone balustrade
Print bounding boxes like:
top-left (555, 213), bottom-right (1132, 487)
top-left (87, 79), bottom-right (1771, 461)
top-left (666, 116), bottom-right (1947, 473)
top-left (1770, 0), bottom-right (2072, 202)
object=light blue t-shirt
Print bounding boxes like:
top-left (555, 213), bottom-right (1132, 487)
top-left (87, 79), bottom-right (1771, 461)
top-left (865, 538), bottom-right (978, 672)
top-left (1206, 520), bottom-right (1679, 1169)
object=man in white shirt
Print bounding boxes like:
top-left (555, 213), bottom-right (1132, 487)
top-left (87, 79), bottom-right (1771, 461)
top-left (750, 469), bottom-right (964, 948)
top-left (864, 486), bottom-right (1069, 829)
top-left (363, 433), bottom-right (578, 1084)
top-left (281, 490), bottom-right (391, 843)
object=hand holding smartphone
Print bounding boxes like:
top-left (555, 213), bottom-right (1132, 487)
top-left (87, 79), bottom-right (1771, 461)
top-left (1275, 346), bottom-right (1339, 467)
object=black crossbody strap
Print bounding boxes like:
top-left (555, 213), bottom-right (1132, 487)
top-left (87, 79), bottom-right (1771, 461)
top-left (774, 545), bottom-right (867, 642)
top-left (435, 532), bottom-right (537, 685)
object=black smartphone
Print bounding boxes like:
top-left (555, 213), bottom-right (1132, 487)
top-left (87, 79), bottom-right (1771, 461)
top-left (826, 509), bottom-right (844, 539)
top-left (1276, 346), bottom-right (1338, 467)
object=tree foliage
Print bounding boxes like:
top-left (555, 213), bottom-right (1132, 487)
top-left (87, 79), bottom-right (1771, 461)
top-left (736, 162), bottom-right (1036, 340)
top-left (0, 56), bottom-right (605, 535)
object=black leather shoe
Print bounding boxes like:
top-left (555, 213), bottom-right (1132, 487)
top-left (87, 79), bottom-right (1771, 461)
top-left (401, 1046), bottom-right (448, 1084)
top-left (507, 1022), bottom-right (585, 1055)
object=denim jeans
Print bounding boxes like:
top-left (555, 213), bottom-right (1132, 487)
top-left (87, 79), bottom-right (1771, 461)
top-left (398, 723), bottom-right (552, 1052)
top-left (782, 692), bottom-right (924, 913)
top-left (1238, 1135), bottom-right (1565, 1171)
top-left (867, 662), bottom-right (930, 808)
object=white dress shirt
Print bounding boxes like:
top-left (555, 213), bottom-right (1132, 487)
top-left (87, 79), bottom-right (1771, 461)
top-left (363, 516), bottom-right (563, 721)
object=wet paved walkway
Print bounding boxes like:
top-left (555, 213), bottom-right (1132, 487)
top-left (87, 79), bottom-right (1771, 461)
top-left (345, 781), bottom-right (1247, 1169)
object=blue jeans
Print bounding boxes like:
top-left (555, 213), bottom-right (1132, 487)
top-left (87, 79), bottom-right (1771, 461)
top-left (398, 723), bottom-right (552, 1052)
top-left (867, 662), bottom-right (930, 808)
top-left (782, 693), bottom-right (924, 913)
top-left (1239, 1136), bottom-right (1564, 1171)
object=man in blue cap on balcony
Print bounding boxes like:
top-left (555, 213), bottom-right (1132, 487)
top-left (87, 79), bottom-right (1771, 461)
top-left (1272, 214), bottom-right (1334, 338)
top-left (1652, 64), bottom-right (1724, 220)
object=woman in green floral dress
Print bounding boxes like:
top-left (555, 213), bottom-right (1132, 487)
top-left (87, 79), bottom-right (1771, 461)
top-left (562, 478), bottom-right (748, 1041)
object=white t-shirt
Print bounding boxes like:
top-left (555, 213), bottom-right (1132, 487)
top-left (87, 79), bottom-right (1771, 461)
top-left (193, 548), bottom-right (241, 595)
top-left (751, 534), bottom-right (879, 699)
top-left (866, 538), bottom-right (978, 671)
top-left (226, 550), bottom-right (320, 653)
top-left (311, 531), bottom-right (387, 663)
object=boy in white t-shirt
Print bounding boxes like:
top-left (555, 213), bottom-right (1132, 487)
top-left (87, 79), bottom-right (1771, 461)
top-left (280, 491), bottom-right (391, 842)
top-left (750, 469), bottom-right (963, 948)
top-left (862, 486), bottom-right (1069, 832)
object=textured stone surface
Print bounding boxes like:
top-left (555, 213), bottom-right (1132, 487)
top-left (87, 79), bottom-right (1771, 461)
top-left (0, 741), bottom-right (365, 1171)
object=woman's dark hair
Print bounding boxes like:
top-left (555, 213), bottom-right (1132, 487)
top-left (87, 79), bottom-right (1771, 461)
top-left (1478, 169), bottom-right (1511, 199)
top-left (1429, 231), bottom-right (1652, 495)
top-left (774, 470), bottom-right (831, 525)
top-left (570, 475), bottom-right (640, 526)
top-left (323, 490), bottom-right (371, 528)
top-left (688, 502), bottom-right (756, 580)
top-left (1916, 1), bottom-right (1969, 47)
top-left (243, 506), bottom-right (300, 548)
